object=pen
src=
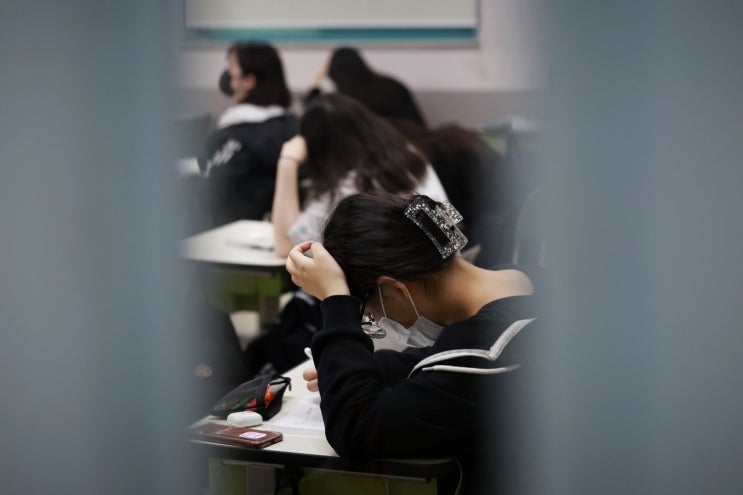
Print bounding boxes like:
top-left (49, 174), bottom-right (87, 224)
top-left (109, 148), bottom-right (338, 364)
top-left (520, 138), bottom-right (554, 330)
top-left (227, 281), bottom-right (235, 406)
top-left (226, 239), bottom-right (274, 252)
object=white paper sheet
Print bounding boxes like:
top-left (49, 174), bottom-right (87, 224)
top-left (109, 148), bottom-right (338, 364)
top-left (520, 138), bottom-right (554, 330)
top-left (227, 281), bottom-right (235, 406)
top-left (271, 392), bottom-right (326, 437)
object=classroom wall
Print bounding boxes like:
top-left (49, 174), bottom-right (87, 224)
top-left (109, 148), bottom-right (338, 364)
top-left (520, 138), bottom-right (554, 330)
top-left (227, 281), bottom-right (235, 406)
top-left (175, 0), bottom-right (545, 129)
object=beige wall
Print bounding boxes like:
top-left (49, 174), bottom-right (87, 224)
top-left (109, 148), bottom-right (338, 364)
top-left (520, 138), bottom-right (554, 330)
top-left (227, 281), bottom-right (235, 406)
top-left (175, 0), bottom-right (545, 130)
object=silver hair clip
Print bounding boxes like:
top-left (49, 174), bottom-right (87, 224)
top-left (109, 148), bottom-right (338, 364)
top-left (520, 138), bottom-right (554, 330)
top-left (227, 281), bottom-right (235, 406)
top-left (404, 197), bottom-right (468, 258)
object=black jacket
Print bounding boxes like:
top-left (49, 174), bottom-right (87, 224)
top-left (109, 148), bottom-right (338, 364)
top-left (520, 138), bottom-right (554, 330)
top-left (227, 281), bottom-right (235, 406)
top-left (199, 105), bottom-right (298, 225)
top-left (310, 267), bottom-right (544, 493)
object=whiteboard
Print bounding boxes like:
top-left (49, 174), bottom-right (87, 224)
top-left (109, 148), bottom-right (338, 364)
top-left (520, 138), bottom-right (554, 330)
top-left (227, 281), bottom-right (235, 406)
top-left (183, 0), bottom-right (479, 44)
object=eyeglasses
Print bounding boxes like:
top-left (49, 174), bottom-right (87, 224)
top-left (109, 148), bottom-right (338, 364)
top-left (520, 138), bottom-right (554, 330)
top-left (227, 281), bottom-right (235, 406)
top-left (359, 290), bottom-right (386, 339)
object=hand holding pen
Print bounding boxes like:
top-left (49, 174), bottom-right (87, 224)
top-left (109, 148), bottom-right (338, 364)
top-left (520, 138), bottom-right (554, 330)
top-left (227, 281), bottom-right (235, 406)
top-left (303, 347), bottom-right (319, 392)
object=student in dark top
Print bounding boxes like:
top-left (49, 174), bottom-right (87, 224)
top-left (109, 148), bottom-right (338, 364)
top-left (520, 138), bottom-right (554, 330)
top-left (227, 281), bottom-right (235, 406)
top-left (304, 46), bottom-right (427, 127)
top-left (389, 119), bottom-right (512, 267)
top-left (199, 41), bottom-right (298, 226)
top-left (285, 192), bottom-right (542, 494)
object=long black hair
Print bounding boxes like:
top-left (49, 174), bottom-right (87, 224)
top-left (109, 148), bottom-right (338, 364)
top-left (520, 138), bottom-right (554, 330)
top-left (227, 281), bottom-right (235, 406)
top-left (322, 193), bottom-right (457, 299)
top-left (228, 41), bottom-right (291, 107)
top-left (325, 46), bottom-right (426, 127)
top-left (327, 46), bottom-right (375, 91)
top-left (300, 93), bottom-right (427, 202)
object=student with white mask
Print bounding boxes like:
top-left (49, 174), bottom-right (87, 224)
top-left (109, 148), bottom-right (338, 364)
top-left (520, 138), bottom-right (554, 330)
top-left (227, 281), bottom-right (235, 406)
top-left (361, 280), bottom-right (444, 350)
top-left (286, 192), bottom-right (545, 495)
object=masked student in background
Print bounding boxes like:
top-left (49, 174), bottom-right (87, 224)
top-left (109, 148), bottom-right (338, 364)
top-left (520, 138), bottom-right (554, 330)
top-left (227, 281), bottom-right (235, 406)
top-left (287, 193), bottom-right (544, 495)
top-left (243, 94), bottom-right (448, 376)
top-left (183, 42), bottom-right (297, 402)
top-left (199, 41), bottom-right (298, 227)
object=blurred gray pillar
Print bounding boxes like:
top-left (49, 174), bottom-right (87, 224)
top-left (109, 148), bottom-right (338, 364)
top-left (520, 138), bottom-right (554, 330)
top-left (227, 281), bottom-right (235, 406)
top-left (0, 2), bottom-right (197, 494)
top-left (521, 2), bottom-right (743, 494)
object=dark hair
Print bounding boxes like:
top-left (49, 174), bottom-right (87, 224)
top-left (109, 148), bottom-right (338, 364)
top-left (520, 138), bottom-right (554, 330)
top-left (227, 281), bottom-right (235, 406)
top-left (327, 46), bottom-right (374, 91)
top-left (322, 193), bottom-right (456, 299)
top-left (299, 93), bottom-right (427, 202)
top-left (228, 41), bottom-right (291, 107)
top-left (325, 46), bottom-right (426, 127)
top-left (390, 120), bottom-right (506, 225)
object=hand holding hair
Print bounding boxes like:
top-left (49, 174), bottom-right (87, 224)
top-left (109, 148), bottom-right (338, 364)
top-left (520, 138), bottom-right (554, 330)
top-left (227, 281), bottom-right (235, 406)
top-left (311, 59), bottom-right (329, 87)
top-left (286, 241), bottom-right (350, 300)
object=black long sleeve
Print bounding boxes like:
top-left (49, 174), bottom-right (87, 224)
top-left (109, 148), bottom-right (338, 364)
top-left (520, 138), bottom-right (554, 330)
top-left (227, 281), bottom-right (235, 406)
top-left (310, 294), bottom-right (535, 459)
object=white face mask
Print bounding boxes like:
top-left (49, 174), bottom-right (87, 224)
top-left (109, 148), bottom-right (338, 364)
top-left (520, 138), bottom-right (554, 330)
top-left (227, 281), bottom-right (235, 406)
top-left (374, 285), bottom-right (444, 350)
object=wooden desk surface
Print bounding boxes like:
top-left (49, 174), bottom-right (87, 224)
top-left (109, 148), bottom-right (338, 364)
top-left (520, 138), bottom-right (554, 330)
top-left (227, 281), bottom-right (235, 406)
top-left (181, 220), bottom-right (285, 270)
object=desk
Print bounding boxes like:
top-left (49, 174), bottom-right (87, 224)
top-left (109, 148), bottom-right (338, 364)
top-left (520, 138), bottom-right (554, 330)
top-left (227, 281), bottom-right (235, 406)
top-left (189, 361), bottom-right (460, 495)
top-left (181, 221), bottom-right (289, 327)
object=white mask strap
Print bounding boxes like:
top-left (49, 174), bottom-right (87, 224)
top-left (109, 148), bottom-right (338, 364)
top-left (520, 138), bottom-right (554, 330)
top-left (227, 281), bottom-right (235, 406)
top-left (377, 285), bottom-right (388, 318)
top-left (404, 286), bottom-right (421, 318)
top-left (378, 284), bottom-right (421, 320)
